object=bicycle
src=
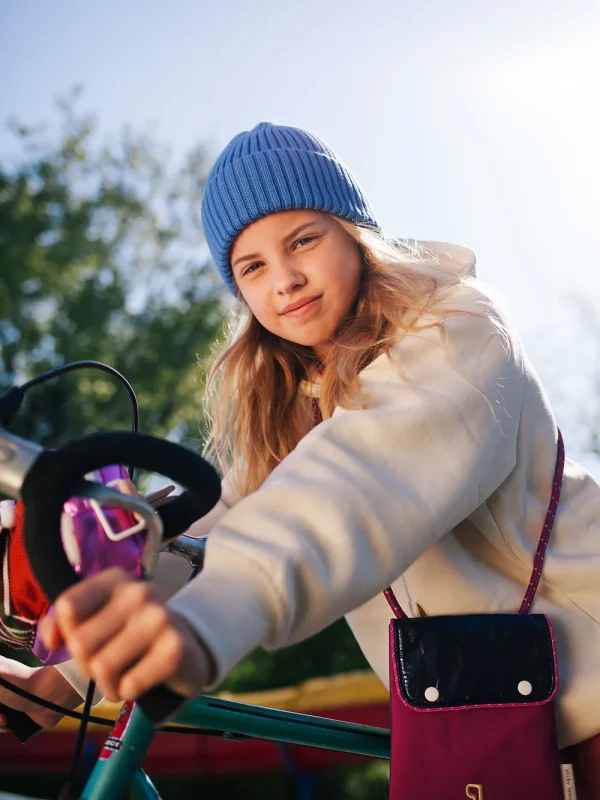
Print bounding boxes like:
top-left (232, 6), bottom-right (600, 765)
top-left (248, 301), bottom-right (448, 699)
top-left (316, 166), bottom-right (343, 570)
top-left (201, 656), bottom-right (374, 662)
top-left (0, 362), bottom-right (391, 799)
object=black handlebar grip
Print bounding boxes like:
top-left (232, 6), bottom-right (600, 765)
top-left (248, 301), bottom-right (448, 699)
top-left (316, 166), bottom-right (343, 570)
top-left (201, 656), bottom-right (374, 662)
top-left (20, 430), bottom-right (221, 726)
top-left (0, 703), bottom-right (43, 743)
top-left (21, 430), bottom-right (221, 602)
top-left (135, 685), bottom-right (190, 726)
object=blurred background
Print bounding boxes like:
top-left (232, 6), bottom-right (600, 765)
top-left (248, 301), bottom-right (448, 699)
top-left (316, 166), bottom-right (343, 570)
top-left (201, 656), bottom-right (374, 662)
top-left (1, 1), bottom-right (599, 797)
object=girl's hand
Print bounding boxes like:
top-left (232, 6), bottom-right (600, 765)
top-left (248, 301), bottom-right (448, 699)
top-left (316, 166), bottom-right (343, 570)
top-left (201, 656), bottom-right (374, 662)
top-left (38, 568), bottom-right (215, 703)
top-left (0, 657), bottom-right (82, 730)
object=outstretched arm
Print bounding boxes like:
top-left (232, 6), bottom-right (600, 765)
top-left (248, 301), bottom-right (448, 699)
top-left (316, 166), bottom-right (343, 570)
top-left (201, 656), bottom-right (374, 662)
top-left (168, 286), bottom-right (527, 688)
top-left (0, 656), bottom-right (82, 731)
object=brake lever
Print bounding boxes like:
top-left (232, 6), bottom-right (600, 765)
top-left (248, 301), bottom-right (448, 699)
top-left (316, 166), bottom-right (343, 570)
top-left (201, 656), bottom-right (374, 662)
top-left (74, 480), bottom-right (164, 575)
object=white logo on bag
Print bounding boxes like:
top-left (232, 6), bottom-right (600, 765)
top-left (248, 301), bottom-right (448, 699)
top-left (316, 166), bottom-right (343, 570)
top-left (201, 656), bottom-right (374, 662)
top-left (561, 764), bottom-right (578, 800)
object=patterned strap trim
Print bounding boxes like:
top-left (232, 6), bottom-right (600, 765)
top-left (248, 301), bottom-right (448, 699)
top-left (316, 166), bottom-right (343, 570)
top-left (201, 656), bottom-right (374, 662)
top-left (0, 528), bottom-right (37, 650)
top-left (518, 429), bottom-right (565, 615)
top-left (385, 429), bottom-right (566, 620)
top-left (384, 585), bottom-right (408, 620)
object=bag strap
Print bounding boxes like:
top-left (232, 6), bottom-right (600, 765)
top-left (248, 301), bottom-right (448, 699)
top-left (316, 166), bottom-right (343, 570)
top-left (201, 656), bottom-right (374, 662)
top-left (384, 429), bottom-right (566, 620)
top-left (517, 429), bottom-right (565, 614)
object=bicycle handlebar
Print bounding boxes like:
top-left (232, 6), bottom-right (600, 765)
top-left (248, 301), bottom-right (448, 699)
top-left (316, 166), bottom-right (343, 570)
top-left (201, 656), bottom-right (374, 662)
top-left (2, 427), bottom-right (222, 728)
top-left (21, 431), bottom-right (221, 601)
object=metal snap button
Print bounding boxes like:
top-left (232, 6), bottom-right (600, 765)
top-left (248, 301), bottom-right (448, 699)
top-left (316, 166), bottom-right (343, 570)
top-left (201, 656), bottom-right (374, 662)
top-left (424, 686), bottom-right (439, 702)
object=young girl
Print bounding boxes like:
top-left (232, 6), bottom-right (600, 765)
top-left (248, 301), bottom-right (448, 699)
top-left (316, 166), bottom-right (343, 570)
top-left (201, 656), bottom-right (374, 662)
top-left (4, 122), bottom-right (600, 790)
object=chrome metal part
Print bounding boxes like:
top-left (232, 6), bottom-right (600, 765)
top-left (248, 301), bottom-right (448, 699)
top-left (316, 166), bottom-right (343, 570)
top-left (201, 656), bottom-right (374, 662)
top-left (0, 430), bottom-right (44, 499)
top-left (163, 534), bottom-right (207, 569)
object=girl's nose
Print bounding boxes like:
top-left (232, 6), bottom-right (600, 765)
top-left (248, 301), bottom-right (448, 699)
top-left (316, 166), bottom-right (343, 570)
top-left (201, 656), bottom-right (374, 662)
top-left (273, 261), bottom-right (307, 295)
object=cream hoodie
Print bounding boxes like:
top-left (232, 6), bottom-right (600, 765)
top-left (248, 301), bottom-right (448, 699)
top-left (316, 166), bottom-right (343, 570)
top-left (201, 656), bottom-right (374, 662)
top-left (59, 241), bottom-right (600, 748)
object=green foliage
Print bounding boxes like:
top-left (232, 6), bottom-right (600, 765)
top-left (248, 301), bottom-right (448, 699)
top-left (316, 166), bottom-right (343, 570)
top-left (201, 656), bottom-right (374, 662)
top-left (0, 91), bottom-right (224, 668)
top-left (219, 618), bottom-right (369, 694)
top-left (0, 88), bottom-right (224, 455)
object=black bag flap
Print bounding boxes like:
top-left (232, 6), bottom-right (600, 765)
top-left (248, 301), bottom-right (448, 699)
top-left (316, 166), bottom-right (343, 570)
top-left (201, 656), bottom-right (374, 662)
top-left (392, 613), bottom-right (557, 709)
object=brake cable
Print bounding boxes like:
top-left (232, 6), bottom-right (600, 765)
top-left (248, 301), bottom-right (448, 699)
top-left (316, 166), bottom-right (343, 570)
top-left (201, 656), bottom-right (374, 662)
top-left (0, 674), bottom-right (225, 736)
top-left (1, 360), bottom-right (139, 480)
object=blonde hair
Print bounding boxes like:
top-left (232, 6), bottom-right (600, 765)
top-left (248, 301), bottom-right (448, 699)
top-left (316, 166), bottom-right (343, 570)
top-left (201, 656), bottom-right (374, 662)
top-left (203, 217), bottom-right (465, 497)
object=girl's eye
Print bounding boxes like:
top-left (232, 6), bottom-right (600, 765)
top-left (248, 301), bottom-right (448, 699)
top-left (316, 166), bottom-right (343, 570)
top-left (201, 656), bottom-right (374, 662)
top-left (294, 235), bottom-right (318, 249)
top-left (243, 262), bottom-right (262, 276)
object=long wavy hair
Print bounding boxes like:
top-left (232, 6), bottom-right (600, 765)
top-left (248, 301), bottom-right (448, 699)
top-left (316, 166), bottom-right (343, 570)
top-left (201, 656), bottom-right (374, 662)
top-left (203, 217), bottom-right (467, 497)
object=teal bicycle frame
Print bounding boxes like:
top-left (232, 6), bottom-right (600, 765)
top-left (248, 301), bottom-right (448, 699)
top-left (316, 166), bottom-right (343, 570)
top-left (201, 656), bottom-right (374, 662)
top-left (82, 694), bottom-right (391, 799)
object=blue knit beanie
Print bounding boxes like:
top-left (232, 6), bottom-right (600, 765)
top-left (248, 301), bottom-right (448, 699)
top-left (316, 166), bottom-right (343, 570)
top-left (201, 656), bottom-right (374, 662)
top-left (201, 122), bottom-right (380, 294)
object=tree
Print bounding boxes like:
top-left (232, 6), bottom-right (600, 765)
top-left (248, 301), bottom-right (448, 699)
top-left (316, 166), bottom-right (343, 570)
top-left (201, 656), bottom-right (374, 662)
top-left (0, 88), bottom-right (223, 453)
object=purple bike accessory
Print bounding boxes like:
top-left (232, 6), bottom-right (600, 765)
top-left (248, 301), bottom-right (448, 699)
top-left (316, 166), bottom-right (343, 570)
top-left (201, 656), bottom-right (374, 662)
top-left (32, 464), bottom-right (148, 665)
top-left (384, 431), bottom-right (566, 799)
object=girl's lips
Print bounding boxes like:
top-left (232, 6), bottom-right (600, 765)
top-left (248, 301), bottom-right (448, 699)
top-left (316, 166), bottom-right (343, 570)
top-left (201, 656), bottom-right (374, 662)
top-left (283, 296), bottom-right (322, 317)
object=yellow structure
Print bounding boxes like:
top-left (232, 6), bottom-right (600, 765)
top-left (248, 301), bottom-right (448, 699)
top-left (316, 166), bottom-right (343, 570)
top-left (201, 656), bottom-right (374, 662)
top-left (55, 670), bottom-right (388, 732)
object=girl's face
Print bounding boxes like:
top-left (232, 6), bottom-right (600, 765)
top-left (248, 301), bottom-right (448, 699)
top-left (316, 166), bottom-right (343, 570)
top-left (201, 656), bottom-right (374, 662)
top-left (230, 210), bottom-right (362, 360)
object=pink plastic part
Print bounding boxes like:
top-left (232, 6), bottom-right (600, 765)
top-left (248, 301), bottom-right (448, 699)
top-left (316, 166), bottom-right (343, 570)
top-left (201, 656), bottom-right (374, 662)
top-left (32, 465), bottom-right (147, 665)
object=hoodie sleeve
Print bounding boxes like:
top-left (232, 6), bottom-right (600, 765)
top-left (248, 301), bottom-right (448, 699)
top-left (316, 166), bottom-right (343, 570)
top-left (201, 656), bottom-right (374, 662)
top-left (184, 470), bottom-right (242, 538)
top-left (54, 660), bottom-right (104, 705)
top-left (168, 283), bottom-right (526, 688)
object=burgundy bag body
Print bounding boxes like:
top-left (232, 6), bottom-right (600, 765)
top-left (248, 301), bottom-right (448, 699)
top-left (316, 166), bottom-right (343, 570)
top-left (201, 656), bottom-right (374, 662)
top-left (385, 432), bottom-right (566, 800)
top-left (388, 613), bottom-right (562, 799)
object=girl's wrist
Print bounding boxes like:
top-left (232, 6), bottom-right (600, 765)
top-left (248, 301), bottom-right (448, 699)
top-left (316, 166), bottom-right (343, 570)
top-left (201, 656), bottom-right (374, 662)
top-left (169, 612), bottom-right (217, 696)
top-left (34, 665), bottom-right (84, 711)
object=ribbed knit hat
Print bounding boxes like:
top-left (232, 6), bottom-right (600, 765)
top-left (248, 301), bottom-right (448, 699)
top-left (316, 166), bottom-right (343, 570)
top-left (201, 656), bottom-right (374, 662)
top-left (201, 122), bottom-right (380, 293)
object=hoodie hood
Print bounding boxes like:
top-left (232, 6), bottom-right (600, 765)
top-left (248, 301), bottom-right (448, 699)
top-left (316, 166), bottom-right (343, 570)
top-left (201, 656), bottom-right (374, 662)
top-left (414, 239), bottom-right (477, 278)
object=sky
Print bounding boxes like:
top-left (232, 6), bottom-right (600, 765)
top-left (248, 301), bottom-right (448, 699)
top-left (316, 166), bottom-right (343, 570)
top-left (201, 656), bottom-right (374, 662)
top-left (2, 0), bottom-right (599, 471)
